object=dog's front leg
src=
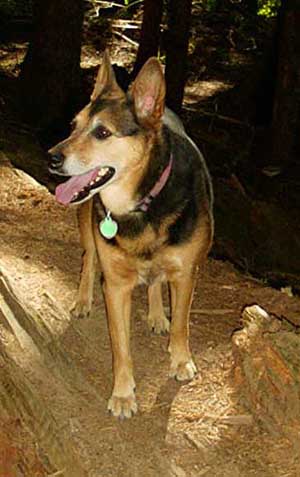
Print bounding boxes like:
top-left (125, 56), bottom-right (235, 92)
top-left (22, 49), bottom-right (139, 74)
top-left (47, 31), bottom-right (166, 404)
top-left (71, 200), bottom-right (96, 318)
top-left (104, 280), bottom-right (137, 419)
top-left (168, 273), bottom-right (197, 381)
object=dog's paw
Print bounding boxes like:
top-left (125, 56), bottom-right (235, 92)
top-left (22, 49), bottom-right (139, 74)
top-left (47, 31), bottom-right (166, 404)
top-left (108, 393), bottom-right (137, 419)
top-left (70, 300), bottom-right (91, 319)
top-left (169, 359), bottom-right (197, 381)
top-left (148, 312), bottom-right (170, 335)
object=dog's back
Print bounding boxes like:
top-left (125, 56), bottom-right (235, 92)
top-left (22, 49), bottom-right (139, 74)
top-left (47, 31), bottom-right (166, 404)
top-left (163, 106), bottom-right (213, 215)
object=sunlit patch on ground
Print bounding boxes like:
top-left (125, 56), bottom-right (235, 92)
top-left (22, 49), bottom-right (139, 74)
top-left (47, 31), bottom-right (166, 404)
top-left (0, 43), bottom-right (27, 76)
top-left (184, 80), bottom-right (234, 105)
top-left (166, 344), bottom-right (235, 450)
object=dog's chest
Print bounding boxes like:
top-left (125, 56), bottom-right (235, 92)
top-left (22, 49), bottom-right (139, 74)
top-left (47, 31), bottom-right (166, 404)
top-left (136, 260), bottom-right (165, 285)
top-left (135, 252), bottom-right (183, 285)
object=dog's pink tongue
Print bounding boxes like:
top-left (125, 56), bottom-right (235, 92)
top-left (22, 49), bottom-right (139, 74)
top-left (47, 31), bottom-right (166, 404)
top-left (55, 168), bottom-right (99, 205)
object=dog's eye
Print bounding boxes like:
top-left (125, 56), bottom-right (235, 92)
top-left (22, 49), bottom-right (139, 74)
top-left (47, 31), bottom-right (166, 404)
top-left (93, 125), bottom-right (112, 140)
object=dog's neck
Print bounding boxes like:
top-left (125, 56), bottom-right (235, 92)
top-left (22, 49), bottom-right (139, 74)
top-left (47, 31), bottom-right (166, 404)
top-left (134, 155), bottom-right (173, 212)
top-left (99, 172), bottom-right (143, 215)
top-left (98, 157), bottom-right (172, 216)
top-left (99, 128), bottom-right (171, 216)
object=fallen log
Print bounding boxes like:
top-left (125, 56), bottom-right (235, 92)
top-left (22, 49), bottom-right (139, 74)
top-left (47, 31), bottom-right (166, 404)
top-left (232, 304), bottom-right (300, 445)
top-left (0, 266), bottom-right (88, 477)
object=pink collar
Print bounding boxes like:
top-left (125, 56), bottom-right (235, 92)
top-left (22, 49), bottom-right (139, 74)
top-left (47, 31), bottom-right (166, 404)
top-left (135, 155), bottom-right (173, 212)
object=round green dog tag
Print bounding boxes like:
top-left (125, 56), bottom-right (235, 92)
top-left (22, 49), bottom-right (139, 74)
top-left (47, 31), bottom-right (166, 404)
top-left (99, 212), bottom-right (118, 240)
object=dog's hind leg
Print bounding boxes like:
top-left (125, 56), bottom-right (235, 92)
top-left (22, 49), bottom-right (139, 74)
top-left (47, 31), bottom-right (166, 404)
top-left (147, 281), bottom-right (170, 334)
top-left (71, 200), bottom-right (96, 318)
top-left (168, 272), bottom-right (197, 381)
top-left (168, 216), bottom-right (213, 381)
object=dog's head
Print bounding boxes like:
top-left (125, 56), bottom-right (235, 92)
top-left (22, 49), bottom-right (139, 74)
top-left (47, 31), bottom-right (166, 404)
top-left (48, 51), bottom-right (166, 206)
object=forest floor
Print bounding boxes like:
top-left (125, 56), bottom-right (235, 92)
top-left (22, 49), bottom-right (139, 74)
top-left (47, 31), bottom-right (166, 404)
top-left (1, 4), bottom-right (300, 476)
top-left (1, 152), bottom-right (300, 477)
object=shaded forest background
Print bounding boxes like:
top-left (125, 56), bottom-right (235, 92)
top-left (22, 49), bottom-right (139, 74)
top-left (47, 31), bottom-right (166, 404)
top-left (0, 0), bottom-right (299, 290)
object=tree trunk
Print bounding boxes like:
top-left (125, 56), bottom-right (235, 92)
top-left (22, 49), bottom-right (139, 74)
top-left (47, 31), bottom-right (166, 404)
top-left (254, 29), bottom-right (279, 126)
top-left (19, 0), bottom-right (84, 137)
top-left (165, 0), bottom-right (192, 114)
top-left (132, 0), bottom-right (163, 79)
top-left (270, 0), bottom-right (300, 165)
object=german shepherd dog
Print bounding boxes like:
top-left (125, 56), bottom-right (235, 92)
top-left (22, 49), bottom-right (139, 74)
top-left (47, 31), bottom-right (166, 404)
top-left (48, 52), bottom-right (213, 419)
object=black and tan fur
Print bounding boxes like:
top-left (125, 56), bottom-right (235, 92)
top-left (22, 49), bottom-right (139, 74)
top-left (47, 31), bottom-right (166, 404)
top-left (49, 52), bottom-right (214, 419)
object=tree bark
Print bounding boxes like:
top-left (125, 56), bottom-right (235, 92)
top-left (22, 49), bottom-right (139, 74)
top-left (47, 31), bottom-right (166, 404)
top-left (232, 305), bottom-right (300, 442)
top-left (165, 0), bottom-right (192, 114)
top-left (132, 0), bottom-right (163, 79)
top-left (19, 0), bottom-right (84, 136)
top-left (0, 267), bottom-right (89, 476)
top-left (270, 0), bottom-right (300, 165)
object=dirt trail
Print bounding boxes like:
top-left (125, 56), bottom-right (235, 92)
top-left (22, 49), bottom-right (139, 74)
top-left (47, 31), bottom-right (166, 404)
top-left (1, 155), bottom-right (300, 477)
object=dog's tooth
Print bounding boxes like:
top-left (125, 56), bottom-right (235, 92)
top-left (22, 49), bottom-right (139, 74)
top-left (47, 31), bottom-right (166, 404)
top-left (96, 167), bottom-right (110, 179)
top-left (90, 181), bottom-right (95, 185)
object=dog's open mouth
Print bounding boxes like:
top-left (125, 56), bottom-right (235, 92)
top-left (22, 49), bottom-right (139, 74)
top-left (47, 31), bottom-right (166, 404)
top-left (55, 166), bottom-right (115, 205)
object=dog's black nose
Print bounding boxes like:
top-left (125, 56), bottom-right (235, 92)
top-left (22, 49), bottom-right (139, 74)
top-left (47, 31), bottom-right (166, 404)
top-left (49, 151), bottom-right (64, 170)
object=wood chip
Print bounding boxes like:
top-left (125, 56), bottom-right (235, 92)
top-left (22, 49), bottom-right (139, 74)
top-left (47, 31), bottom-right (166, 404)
top-left (220, 414), bottom-right (253, 426)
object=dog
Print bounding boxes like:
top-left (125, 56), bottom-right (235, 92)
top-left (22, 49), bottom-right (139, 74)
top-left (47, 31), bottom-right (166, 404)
top-left (48, 51), bottom-right (214, 419)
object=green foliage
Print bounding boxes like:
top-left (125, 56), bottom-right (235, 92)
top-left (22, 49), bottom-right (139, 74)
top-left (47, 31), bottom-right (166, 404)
top-left (202, 0), bottom-right (218, 11)
top-left (258, 0), bottom-right (281, 17)
top-left (194, 0), bottom-right (281, 17)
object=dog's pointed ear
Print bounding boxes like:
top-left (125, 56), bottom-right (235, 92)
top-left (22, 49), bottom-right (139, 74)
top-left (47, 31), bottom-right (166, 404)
top-left (131, 57), bottom-right (165, 128)
top-left (91, 50), bottom-right (125, 101)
